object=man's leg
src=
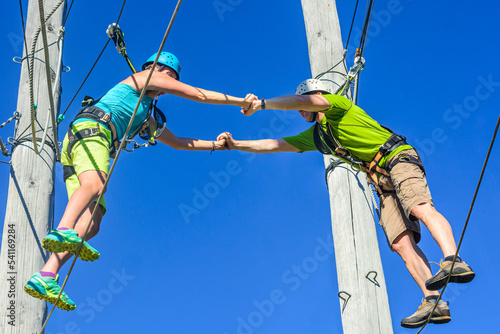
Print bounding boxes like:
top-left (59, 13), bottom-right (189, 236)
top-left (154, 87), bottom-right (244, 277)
top-left (393, 230), bottom-right (452, 328)
top-left (411, 203), bottom-right (457, 257)
top-left (389, 149), bottom-right (474, 290)
top-left (392, 230), bottom-right (436, 296)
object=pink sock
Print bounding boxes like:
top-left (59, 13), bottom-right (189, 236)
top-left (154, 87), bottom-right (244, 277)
top-left (40, 271), bottom-right (56, 278)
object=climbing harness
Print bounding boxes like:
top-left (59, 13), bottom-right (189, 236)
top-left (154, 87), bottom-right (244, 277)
top-left (314, 120), bottom-right (423, 195)
top-left (64, 98), bottom-right (167, 163)
top-left (66, 106), bottom-right (118, 158)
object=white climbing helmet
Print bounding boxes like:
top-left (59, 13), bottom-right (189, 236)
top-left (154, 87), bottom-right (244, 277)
top-left (295, 78), bottom-right (333, 95)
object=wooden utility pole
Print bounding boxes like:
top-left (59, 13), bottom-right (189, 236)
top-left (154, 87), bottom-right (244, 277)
top-left (0, 0), bottom-right (66, 333)
top-left (300, 1), bottom-right (393, 333)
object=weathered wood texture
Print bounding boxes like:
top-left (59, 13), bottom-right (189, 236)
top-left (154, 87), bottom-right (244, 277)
top-left (300, 1), bottom-right (393, 333)
top-left (0, 0), bottom-right (65, 332)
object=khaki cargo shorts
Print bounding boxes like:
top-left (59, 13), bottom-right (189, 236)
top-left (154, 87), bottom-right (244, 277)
top-left (377, 149), bottom-right (433, 250)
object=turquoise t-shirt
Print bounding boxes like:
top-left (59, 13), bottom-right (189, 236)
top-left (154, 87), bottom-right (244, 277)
top-left (283, 94), bottom-right (412, 167)
top-left (76, 84), bottom-right (153, 140)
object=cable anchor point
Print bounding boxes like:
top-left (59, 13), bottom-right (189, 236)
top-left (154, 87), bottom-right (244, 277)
top-left (365, 270), bottom-right (380, 287)
top-left (338, 291), bottom-right (351, 313)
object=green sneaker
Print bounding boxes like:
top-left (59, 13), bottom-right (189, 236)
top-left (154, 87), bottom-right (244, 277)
top-left (42, 228), bottom-right (100, 261)
top-left (24, 272), bottom-right (76, 311)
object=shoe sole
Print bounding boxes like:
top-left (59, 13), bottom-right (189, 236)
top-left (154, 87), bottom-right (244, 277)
top-left (401, 315), bottom-right (451, 328)
top-left (426, 271), bottom-right (476, 291)
top-left (24, 285), bottom-right (76, 311)
top-left (42, 238), bottom-right (99, 262)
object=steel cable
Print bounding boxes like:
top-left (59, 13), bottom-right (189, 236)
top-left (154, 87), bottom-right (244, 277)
top-left (416, 114), bottom-right (500, 333)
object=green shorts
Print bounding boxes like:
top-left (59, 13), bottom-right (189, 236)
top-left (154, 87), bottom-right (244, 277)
top-left (61, 121), bottom-right (111, 213)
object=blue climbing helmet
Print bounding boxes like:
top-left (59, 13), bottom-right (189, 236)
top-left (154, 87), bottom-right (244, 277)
top-left (142, 51), bottom-right (181, 80)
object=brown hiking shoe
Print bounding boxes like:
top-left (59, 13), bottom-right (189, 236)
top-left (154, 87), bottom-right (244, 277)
top-left (425, 260), bottom-right (475, 291)
top-left (401, 299), bottom-right (451, 328)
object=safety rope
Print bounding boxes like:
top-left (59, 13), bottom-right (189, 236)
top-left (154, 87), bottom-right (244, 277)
top-left (344, 0), bottom-right (360, 52)
top-left (17, 0), bottom-right (32, 88)
top-left (37, 0), bottom-right (62, 160)
top-left (62, 0), bottom-right (75, 26)
top-left (39, 1), bottom-right (183, 331)
top-left (57, 0), bottom-right (128, 124)
top-left (416, 114), bottom-right (500, 334)
top-left (26, 0), bottom-right (65, 156)
top-left (357, 0), bottom-right (375, 59)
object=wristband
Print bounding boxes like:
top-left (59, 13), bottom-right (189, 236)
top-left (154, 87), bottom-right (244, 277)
top-left (210, 140), bottom-right (215, 155)
top-left (261, 99), bottom-right (266, 110)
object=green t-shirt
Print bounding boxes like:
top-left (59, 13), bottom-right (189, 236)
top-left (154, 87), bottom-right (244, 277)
top-left (283, 94), bottom-right (412, 167)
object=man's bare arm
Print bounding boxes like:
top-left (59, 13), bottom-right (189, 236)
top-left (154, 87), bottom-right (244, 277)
top-left (217, 132), bottom-right (300, 153)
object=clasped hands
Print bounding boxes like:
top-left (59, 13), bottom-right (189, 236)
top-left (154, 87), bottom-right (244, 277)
top-left (241, 93), bottom-right (263, 116)
top-left (213, 93), bottom-right (260, 151)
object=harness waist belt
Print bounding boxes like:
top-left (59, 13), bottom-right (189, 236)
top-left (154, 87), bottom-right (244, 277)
top-left (68, 106), bottom-right (120, 159)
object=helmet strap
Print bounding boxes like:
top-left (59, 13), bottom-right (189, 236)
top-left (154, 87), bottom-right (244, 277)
top-left (308, 112), bottom-right (318, 123)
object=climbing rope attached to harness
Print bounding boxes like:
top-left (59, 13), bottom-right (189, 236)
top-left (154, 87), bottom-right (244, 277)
top-left (416, 114), bottom-right (499, 334)
top-left (57, 1), bottom-right (128, 125)
top-left (335, 56), bottom-right (365, 97)
top-left (39, 0), bottom-right (184, 332)
top-left (106, 23), bottom-right (137, 73)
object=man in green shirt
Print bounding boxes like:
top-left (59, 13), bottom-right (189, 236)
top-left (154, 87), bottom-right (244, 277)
top-left (218, 78), bottom-right (475, 328)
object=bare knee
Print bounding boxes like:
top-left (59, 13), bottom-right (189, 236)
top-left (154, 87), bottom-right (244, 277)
top-left (392, 230), bottom-right (415, 256)
top-left (411, 202), bottom-right (436, 221)
top-left (78, 171), bottom-right (107, 197)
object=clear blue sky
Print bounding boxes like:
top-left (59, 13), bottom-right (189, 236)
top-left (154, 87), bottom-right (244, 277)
top-left (1, 0), bottom-right (499, 333)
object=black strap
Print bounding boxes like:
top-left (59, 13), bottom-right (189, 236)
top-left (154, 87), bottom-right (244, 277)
top-left (71, 106), bottom-right (120, 156)
top-left (386, 152), bottom-right (425, 174)
top-left (66, 126), bottom-right (111, 160)
top-left (380, 133), bottom-right (407, 156)
top-left (313, 122), bottom-right (335, 155)
top-left (313, 122), bottom-right (364, 166)
top-left (63, 165), bottom-right (76, 182)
